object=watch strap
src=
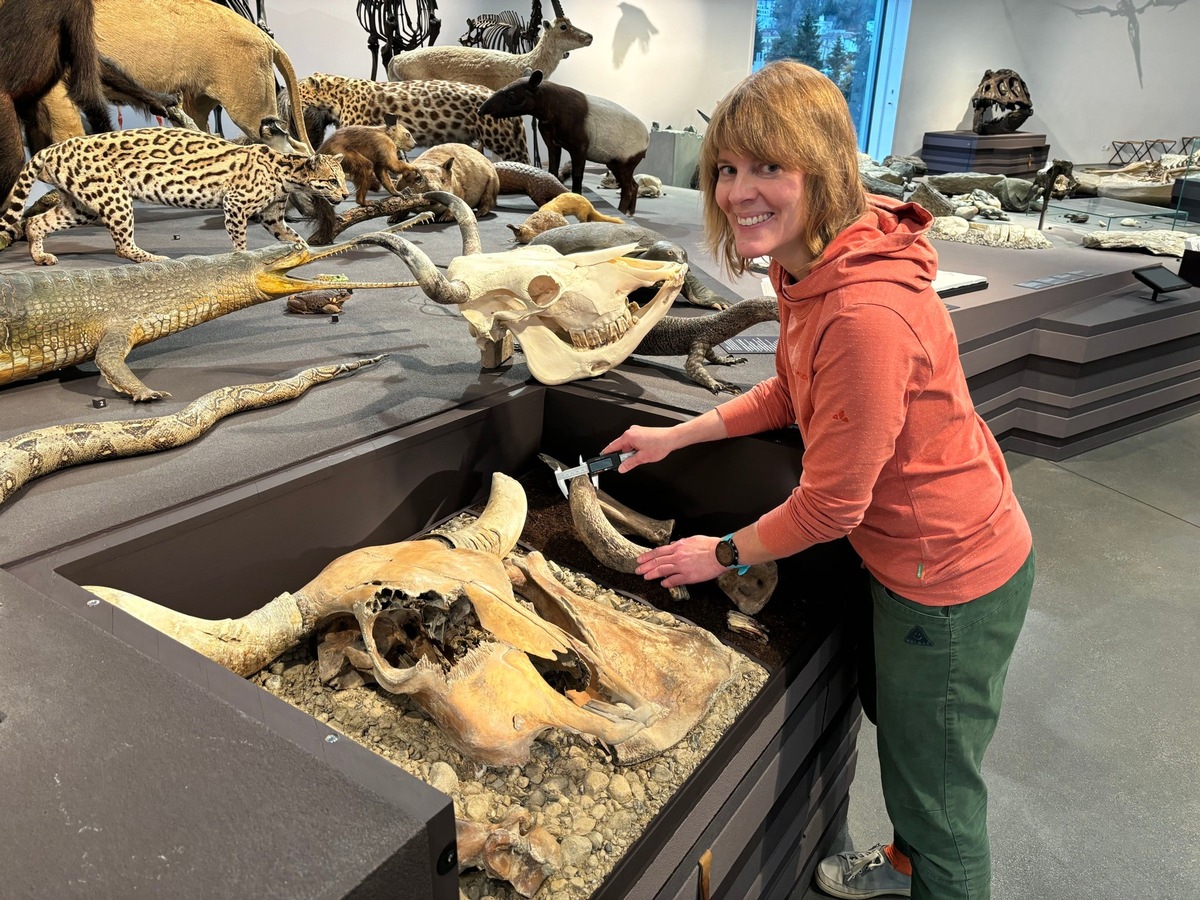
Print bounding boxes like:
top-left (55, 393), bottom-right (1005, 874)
top-left (719, 533), bottom-right (750, 576)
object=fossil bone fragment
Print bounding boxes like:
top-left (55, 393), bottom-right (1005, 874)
top-left (365, 192), bottom-right (687, 384)
top-left (727, 610), bottom-right (769, 642)
top-left (594, 489), bottom-right (674, 546)
top-left (509, 552), bottom-right (739, 765)
top-left (539, 452), bottom-right (689, 601)
top-left (456, 810), bottom-right (561, 898)
top-left (717, 562), bottom-right (779, 616)
top-left (540, 452), bottom-right (779, 612)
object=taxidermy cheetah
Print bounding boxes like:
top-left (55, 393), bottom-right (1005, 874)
top-left (292, 73), bottom-right (528, 163)
top-left (317, 123), bottom-right (417, 206)
top-left (0, 128), bottom-right (346, 265)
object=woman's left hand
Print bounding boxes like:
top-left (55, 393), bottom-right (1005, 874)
top-left (635, 536), bottom-right (726, 588)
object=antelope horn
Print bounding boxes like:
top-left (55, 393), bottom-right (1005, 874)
top-left (423, 190), bottom-right (482, 255)
top-left (549, 0), bottom-right (565, 20)
top-left (82, 586), bottom-right (306, 677)
top-left (353, 230), bottom-right (471, 305)
top-left (439, 472), bottom-right (528, 557)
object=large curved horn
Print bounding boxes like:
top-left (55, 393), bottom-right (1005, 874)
top-left (423, 190), bottom-right (482, 255)
top-left (83, 586), bottom-right (306, 677)
top-left (440, 472), bottom-right (527, 557)
top-left (354, 230), bottom-right (471, 305)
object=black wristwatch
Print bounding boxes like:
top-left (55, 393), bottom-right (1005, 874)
top-left (716, 533), bottom-right (741, 568)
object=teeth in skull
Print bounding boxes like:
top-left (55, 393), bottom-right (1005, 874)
top-left (567, 308), bottom-right (636, 349)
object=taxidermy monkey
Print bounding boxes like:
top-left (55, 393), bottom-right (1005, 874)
top-left (0, 0), bottom-right (114, 202)
top-left (317, 123), bottom-right (417, 206)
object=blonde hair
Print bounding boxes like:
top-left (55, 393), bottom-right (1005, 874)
top-left (701, 60), bottom-right (867, 278)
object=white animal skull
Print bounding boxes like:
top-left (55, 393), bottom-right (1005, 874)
top-left (365, 193), bottom-right (686, 384)
top-left (450, 243), bottom-right (684, 383)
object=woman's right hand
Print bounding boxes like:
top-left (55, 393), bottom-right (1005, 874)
top-left (601, 425), bottom-right (680, 473)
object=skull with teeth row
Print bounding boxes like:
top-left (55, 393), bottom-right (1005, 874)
top-left (370, 192), bottom-right (688, 383)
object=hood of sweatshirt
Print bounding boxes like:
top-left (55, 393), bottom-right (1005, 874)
top-left (770, 195), bottom-right (937, 304)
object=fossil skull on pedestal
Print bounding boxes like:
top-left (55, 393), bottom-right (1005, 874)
top-left (971, 68), bottom-right (1033, 135)
top-left (368, 192), bottom-right (687, 383)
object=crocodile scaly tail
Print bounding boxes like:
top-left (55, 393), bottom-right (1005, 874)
top-left (0, 355), bottom-right (385, 509)
top-left (0, 153), bottom-right (43, 249)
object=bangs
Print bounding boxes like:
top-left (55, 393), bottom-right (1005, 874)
top-left (705, 83), bottom-right (807, 174)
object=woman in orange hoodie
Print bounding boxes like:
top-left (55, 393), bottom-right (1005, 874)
top-left (602, 61), bottom-right (1034, 900)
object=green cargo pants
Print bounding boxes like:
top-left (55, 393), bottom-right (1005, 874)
top-left (864, 549), bottom-right (1035, 900)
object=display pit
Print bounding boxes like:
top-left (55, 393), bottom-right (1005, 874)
top-left (11, 385), bottom-right (865, 899)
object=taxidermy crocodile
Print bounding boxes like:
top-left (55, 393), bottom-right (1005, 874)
top-left (0, 227), bottom-right (425, 401)
top-left (634, 298), bottom-right (779, 393)
top-left (0, 356), bottom-right (383, 510)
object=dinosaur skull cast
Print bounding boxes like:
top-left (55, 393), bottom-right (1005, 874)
top-left (363, 193), bottom-right (687, 384)
top-left (971, 68), bottom-right (1033, 135)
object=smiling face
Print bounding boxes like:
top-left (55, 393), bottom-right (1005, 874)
top-left (715, 151), bottom-right (811, 277)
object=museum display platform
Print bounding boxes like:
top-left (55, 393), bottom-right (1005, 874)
top-left (918, 130), bottom-right (1050, 177)
top-left (3, 169), bottom-right (1198, 897)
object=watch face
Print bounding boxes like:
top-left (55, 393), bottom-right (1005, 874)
top-left (716, 538), bottom-right (736, 567)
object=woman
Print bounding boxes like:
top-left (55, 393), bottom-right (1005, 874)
top-left (602, 61), bottom-right (1034, 900)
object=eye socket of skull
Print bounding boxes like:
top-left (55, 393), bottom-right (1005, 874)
top-left (527, 273), bottom-right (561, 307)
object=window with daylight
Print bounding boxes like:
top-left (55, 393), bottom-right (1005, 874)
top-left (753, 0), bottom-right (910, 158)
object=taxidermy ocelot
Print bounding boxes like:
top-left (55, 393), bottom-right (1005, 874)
top-left (0, 128), bottom-right (349, 265)
top-left (479, 70), bottom-right (650, 215)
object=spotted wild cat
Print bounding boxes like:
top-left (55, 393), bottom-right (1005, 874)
top-left (0, 127), bottom-right (347, 265)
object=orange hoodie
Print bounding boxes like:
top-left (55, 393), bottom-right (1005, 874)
top-left (717, 196), bottom-right (1031, 605)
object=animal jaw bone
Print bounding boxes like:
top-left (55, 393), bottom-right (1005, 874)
top-left (971, 68), bottom-right (1032, 135)
top-left (509, 552), bottom-right (739, 765)
top-left (365, 192), bottom-right (687, 384)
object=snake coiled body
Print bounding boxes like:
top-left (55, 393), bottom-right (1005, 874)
top-left (0, 356), bottom-right (383, 508)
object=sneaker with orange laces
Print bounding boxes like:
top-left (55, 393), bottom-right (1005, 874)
top-left (814, 842), bottom-right (912, 898)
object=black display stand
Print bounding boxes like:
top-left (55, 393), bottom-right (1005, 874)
top-left (919, 130), bottom-right (1049, 177)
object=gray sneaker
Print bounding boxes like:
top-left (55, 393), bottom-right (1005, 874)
top-left (814, 843), bottom-right (912, 899)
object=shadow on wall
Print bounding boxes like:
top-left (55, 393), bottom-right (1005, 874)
top-left (612, 2), bottom-right (658, 68)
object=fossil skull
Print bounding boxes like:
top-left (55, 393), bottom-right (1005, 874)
top-left (971, 68), bottom-right (1033, 135)
top-left (84, 473), bottom-right (739, 768)
top-left (369, 192), bottom-right (687, 383)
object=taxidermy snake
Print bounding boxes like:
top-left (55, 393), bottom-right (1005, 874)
top-left (0, 355), bottom-right (383, 509)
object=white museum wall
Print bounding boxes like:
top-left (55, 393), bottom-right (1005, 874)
top-left (257, 0), bottom-right (757, 140)
top-left (891, 0), bottom-right (1200, 164)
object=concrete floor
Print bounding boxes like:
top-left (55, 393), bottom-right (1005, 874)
top-left (796, 412), bottom-right (1200, 899)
